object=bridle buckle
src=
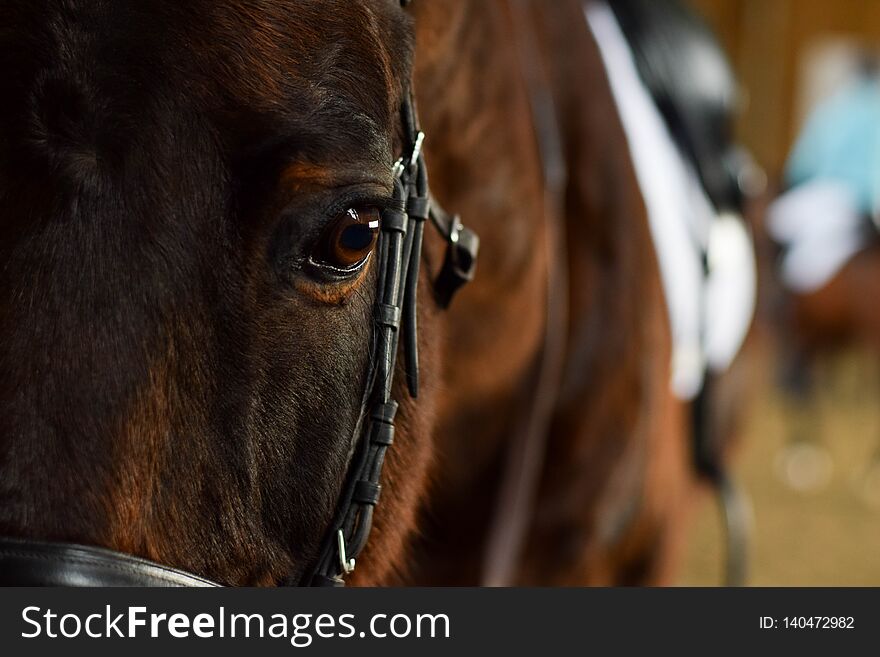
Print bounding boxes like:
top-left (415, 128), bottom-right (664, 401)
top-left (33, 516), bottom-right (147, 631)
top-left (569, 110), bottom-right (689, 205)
top-left (410, 131), bottom-right (425, 166)
top-left (337, 530), bottom-right (356, 575)
top-left (434, 212), bottom-right (480, 308)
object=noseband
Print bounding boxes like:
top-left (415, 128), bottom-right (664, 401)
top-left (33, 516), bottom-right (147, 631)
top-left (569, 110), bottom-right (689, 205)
top-left (0, 67), bottom-right (478, 587)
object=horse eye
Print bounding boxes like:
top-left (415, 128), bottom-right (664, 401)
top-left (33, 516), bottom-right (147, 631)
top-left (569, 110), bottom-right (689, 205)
top-left (315, 207), bottom-right (381, 271)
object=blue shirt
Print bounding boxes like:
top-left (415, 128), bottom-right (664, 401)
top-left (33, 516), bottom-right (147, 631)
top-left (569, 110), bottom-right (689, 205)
top-left (786, 77), bottom-right (880, 216)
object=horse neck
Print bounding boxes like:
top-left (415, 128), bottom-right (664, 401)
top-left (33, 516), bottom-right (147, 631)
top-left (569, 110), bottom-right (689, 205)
top-left (413, 0), bottom-right (547, 268)
top-left (408, 0), bottom-right (554, 517)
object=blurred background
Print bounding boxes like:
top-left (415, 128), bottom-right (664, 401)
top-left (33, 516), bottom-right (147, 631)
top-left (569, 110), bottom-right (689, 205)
top-left (681, 0), bottom-right (880, 585)
top-left (693, 0), bottom-right (880, 176)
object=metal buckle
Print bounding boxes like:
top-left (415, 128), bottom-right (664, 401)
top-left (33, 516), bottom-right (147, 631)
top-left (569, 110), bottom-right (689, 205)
top-left (391, 158), bottom-right (405, 180)
top-left (337, 530), bottom-right (356, 576)
top-left (391, 131), bottom-right (425, 181)
top-left (410, 131), bottom-right (425, 166)
top-left (448, 214), bottom-right (462, 246)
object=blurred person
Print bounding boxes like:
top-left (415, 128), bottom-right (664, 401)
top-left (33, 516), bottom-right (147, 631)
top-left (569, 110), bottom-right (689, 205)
top-left (767, 51), bottom-right (880, 495)
top-left (769, 53), bottom-right (880, 295)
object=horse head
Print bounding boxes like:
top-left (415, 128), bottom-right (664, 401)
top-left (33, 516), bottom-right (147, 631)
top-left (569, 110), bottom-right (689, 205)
top-left (0, 0), bottom-right (446, 586)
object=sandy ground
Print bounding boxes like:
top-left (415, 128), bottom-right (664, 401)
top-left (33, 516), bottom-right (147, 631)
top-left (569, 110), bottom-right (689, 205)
top-left (680, 346), bottom-right (880, 586)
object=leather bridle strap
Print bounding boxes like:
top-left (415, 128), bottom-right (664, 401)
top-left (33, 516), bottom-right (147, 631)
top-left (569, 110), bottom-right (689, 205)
top-left (301, 95), bottom-right (478, 587)
top-left (480, 0), bottom-right (570, 587)
top-left (302, 100), bottom-right (423, 587)
top-left (0, 538), bottom-right (219, 587)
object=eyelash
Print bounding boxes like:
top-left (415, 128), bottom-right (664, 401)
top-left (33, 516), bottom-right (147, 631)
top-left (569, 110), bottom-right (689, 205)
top-left (324, 192), bottom-right (400, 219)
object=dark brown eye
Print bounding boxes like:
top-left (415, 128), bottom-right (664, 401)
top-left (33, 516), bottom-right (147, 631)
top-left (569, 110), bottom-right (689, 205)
top-left (314, 207), bottom-right (381, 271)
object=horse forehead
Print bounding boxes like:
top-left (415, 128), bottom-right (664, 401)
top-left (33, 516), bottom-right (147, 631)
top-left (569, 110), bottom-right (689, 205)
top-left (200, 0), bottom-right (410, 127)
top-left (2, 0), bottom-right (406, 104)
top-left (0, 1), bottom-right (406, 196)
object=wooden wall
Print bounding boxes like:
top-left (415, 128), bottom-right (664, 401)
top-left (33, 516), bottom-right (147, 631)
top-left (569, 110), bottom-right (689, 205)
top-left (689, 0), bottom-right (880, 179)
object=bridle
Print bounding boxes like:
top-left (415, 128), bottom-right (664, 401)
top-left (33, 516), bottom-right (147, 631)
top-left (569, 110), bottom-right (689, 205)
top-left (0, 3), bottom-right (479, 587)
top-left (301, 93), bottom-right (478, 586)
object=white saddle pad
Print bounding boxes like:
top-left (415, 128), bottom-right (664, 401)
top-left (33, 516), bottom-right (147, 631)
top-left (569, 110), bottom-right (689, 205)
top-left (585, 1), bottom-right (756, 400)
